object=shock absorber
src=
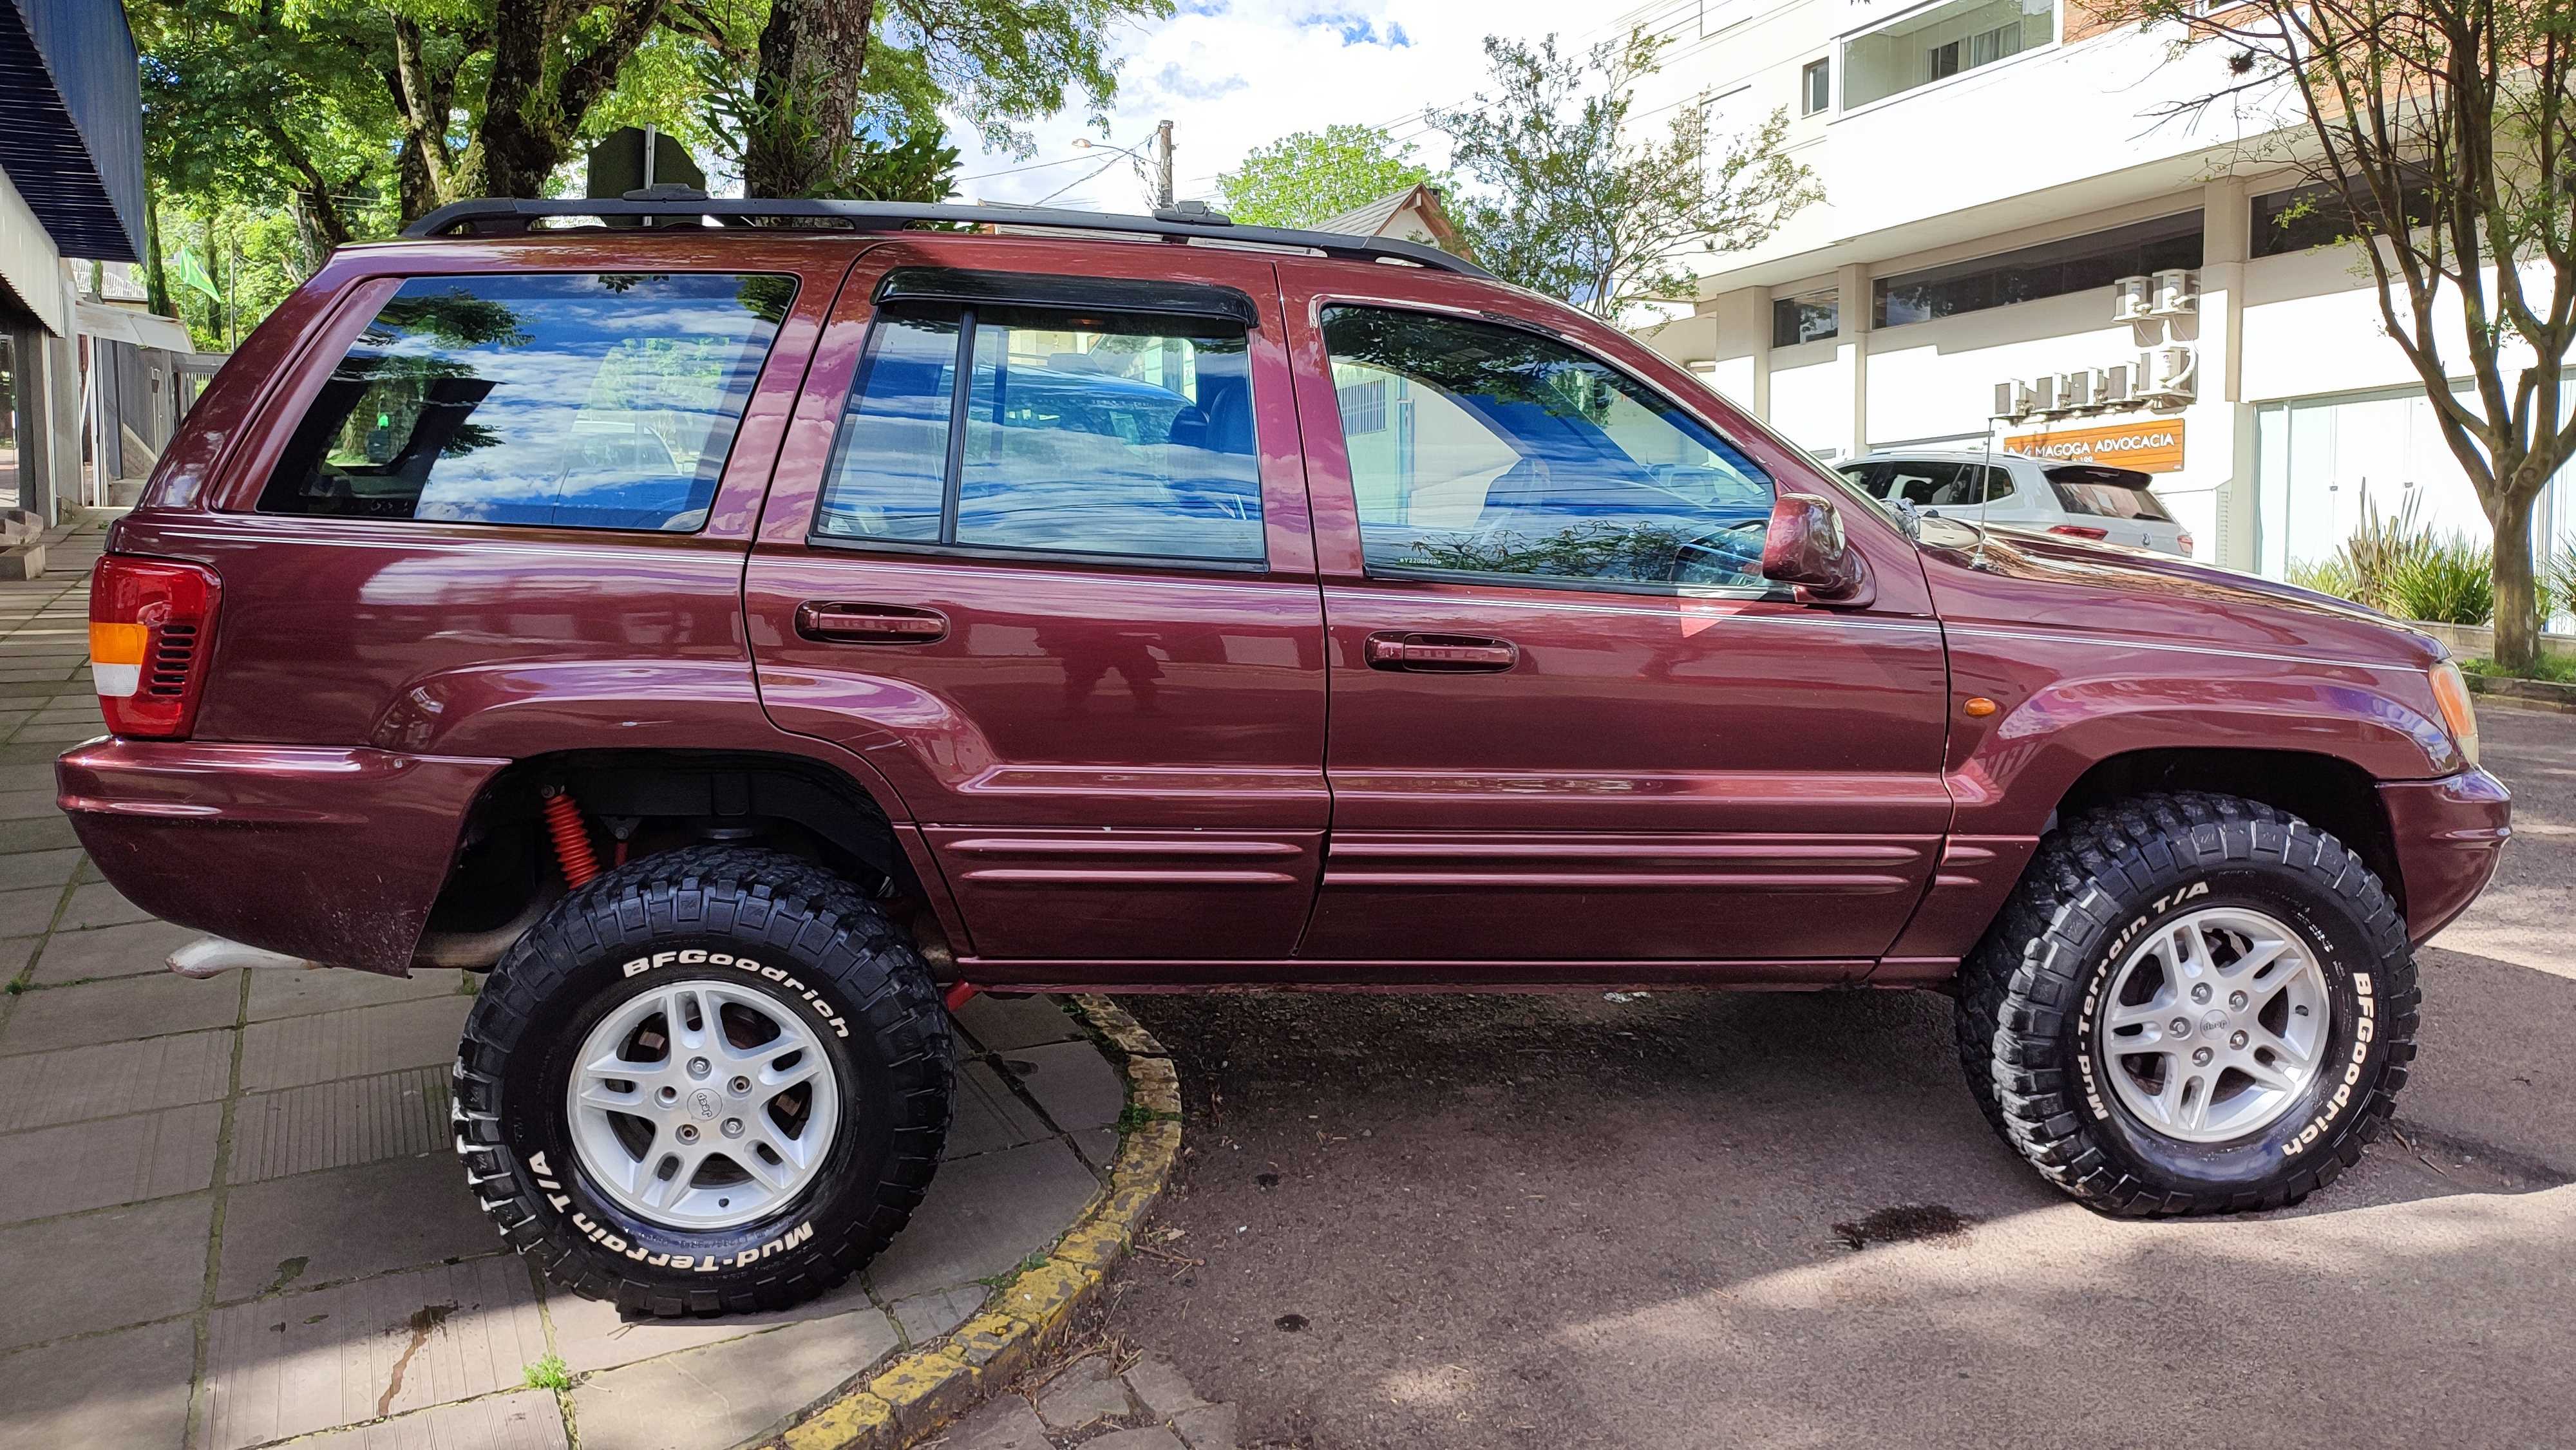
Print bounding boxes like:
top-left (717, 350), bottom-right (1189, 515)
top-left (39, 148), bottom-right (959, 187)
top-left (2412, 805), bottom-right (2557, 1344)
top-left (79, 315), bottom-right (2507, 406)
top-left (540, 786), bottom-right (601, 888)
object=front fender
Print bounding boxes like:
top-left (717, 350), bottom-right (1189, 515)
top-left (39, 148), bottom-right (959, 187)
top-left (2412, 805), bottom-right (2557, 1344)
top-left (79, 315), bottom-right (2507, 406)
top-left (1942, 637), bottom-right (2459, 838)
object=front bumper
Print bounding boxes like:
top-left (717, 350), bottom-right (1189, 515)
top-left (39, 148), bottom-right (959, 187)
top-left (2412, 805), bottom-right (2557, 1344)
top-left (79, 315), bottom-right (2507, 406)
top-left (57, 738), bottom-right (508, 975)
top-left (2378, 767), bottom-right (2512, 946)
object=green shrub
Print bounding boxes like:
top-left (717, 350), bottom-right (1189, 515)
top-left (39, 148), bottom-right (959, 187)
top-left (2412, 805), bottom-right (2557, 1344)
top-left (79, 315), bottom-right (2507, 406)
top-left (2385, 534), bottom-right (2495, 625)
top-left (2545, 539), bottom-right (2575, 628)
top-left (2289, 557), bottom-right (2365, 602)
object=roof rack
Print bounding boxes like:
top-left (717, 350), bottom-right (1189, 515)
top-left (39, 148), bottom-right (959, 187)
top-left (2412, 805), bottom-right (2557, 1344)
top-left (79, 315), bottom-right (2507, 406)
top-left (398, 197), bottom-right (1495, 280)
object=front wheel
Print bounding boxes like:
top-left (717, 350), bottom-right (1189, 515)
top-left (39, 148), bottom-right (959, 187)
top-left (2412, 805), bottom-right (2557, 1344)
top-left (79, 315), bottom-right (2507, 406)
top-left (1960, 793), bottom-right (2419, 1214)
top-left (453, 847), bottom-right (951, 1317)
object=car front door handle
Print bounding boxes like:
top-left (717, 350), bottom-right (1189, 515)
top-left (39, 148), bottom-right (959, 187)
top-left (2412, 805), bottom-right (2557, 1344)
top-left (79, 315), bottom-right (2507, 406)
top-left (1362, 632), bottom-right (1519, 672)
top-left (796, 601), bottom-right (949, 645)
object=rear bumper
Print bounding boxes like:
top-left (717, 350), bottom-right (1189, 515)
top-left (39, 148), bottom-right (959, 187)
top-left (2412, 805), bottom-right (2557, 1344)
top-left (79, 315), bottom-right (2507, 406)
top-left (2379, 767), bottom-right (2512, 946)
top-left (57, 738), bottom-right (508, 975)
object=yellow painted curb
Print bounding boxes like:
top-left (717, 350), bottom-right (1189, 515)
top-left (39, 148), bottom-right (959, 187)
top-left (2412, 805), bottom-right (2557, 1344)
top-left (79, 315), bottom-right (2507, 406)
top-left (765, 995), bottom-right (1179, 1450)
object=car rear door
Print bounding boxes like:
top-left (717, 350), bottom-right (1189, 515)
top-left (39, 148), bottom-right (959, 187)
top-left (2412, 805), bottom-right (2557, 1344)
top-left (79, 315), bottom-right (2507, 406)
top-left (744, 236), bottom-right (1327, 969)
top-left (2045, 464), bottom-right (2186, 551)
top-left (1280, 262), bottom-right (1952, 979)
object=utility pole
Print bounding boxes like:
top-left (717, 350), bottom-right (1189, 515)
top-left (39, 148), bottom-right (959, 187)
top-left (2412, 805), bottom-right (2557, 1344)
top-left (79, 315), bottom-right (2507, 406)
top-left (1153, 120), bottom-right (1174, 209)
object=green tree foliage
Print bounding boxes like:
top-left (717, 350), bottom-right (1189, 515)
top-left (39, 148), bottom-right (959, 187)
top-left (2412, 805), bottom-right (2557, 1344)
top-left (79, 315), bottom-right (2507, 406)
top-left (1434, 29), bottom-right (1822, 320)
top-left (670, 0), bottom-right (1162, 200)
top-left (1216, 125), bottom-right (1438, 229)
top-left (2127, 0), bottom-right (2576, 670)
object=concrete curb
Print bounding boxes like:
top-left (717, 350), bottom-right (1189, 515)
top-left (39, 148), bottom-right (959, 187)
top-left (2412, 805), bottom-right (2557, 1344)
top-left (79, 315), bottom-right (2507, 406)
top-left (764, 995), bottom-right (1180, 1450)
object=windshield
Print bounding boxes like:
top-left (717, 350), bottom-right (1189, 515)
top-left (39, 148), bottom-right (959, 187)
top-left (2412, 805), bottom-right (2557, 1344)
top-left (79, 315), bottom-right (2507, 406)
top-left (2047, 465), bottom-right (2172, 522)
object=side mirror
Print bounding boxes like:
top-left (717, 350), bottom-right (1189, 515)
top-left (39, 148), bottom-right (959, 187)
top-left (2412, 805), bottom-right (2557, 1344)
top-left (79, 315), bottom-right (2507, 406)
top-left (1762, 492), bottom-right (1870, 604)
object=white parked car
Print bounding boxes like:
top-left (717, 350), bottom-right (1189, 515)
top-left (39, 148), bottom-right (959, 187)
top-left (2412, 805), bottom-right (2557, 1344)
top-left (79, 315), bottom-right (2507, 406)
top-left (1837, 449), bottom-right (2193, 556)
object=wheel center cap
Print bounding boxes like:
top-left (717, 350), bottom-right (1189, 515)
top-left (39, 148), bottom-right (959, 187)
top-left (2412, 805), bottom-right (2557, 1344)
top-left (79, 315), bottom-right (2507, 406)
top-left (688, 1088), bottom-right (721, 1121)
top-left (2201, 1009), bottom-right (2231, 1033)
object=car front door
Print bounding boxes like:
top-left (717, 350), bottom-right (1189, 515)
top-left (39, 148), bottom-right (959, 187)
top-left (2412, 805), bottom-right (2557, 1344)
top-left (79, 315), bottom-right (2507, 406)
top-left (1282, 265), bottom-right (1952, 979)
top-left (744, 238), bottom-right (1327, 969)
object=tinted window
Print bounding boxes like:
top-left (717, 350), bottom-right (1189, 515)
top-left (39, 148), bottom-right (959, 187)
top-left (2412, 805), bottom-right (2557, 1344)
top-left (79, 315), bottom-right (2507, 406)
top-left (1874, 213), bottom-right (2202, 328)
top-left (260, 273), bottom-right (788, 531)
top-left (1321, 306), bottom-right (1776, 591)
top-left (2049, 466), bottom-right (2172, 520)
top-left (1875, 460), bottom-right (2011, 507)
top-left (1773, 292), bottom-right (1838, 348)
top-left (2252, 179), bottom-right (2437, 258)
top-left (814, 301), bottom-right (1263, 563)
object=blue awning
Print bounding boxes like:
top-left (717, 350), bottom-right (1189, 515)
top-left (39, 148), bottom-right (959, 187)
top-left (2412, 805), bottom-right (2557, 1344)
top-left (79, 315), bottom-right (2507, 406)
top-left (0, 0), bottom-right (146, 263)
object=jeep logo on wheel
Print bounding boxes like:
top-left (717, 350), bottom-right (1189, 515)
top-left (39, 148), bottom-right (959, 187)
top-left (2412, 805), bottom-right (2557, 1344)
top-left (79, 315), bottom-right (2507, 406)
top-left (688, 1089), bottom-right (720, 1121)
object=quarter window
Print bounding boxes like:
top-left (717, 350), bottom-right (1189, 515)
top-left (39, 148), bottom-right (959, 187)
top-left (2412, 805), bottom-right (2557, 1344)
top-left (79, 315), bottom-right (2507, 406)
top-left (815, 301), bottom-right (1264, 563)
top-left (259, 272), bottom-right (789, 531)
top-left (1321, 306), bottom-right (1776, 592)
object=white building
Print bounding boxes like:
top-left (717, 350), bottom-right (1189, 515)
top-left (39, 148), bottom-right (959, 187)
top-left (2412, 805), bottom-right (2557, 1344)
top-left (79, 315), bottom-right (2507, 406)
top-left (1625, 0), bottom-right (2575, 579)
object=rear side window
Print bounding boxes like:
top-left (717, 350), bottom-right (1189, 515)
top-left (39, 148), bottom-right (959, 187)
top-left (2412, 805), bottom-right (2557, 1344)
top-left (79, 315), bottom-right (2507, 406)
top-left (2048, 466), bottom-right (2172, 521)
top-left (1864, 460), bottom-right (2012, 508)
top-left (259, 272), bottom-right (790, 531)
top-left (815, 300), bottom-right (1264, 563)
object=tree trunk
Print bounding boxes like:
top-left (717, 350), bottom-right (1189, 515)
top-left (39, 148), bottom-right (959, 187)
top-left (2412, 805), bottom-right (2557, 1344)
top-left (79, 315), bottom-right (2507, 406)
top-left (2488, 484), bottom-right (2541, 673)
top-left (744, 0), bottom-right (876, 198)
top-left (143, 186), bottom-right (171, 317)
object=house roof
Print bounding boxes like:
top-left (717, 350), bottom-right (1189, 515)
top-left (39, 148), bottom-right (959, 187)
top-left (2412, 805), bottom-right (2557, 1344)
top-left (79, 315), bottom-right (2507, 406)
top-left (1315, 183), bottom-right (1467, 256)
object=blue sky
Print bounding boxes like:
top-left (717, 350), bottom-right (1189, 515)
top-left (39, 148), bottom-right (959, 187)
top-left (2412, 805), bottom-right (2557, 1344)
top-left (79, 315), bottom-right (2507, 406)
top-left (953, 0), bottom-right (1607, 212)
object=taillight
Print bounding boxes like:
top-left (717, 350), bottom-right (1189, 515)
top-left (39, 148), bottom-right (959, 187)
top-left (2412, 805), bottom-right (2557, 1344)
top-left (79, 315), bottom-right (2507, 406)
top-left (2177, 531), bottom-right (2196, 556)
top-left (2047, 524), bottom-right (2110, 541)
top-left (90, 556), bottom-right (220, 739)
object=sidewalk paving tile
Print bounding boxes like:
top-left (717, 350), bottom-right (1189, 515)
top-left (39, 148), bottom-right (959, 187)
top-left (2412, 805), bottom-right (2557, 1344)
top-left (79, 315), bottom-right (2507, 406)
top-left (216, 1153), bottom-right (501, 1303)
top-left (0, 788), bottom-right (58, 819)
top-left (0, 1194), bottom-right (213, 1351)
top-left (0, 883), bottom-right (61, 937)
top-left (0, 1100), bottom-right (223, 1223)
top-left (0, 969), bottom-right (242, 1053)
top-left (231, 1064), bottom-right (451, 1183)
top-left (944, 1395), bottom-right (1053, 1450)
top-left (31, 918), bottom-right (200, 984)
top-left (283, 1388), bottom-right (568, 1450)
top-left (954, 993), bottom-right (1085, 1051)
top-left (1083, 1430), bottom-right (1186, 1450)
top-left (239, 996), bottom-right (475, 1092)
top-left (1124, 1353), bottom-right (1209, 1417)
top-left (0, 1315), bottom-right (196, 1450)
top-left (249, 966), bottom-right (467, 1022)
top-left (887, 1283), bottom-right (989, 1346)
top-left (1034, 1353), bottom-right (1135, 1430)
top-left (0, 1027), bottom-right (234, 1131)
top-left (947, 1059), bottom-right (1056, 1158)
top-left (1173, 1402), bottom-right (1240, 1449)
top-left (203, 1255), bottom-right (549, 1450)
top-left (569, 1307), bottom-right (900, 1450)
top-left (0, 845), bottom-right (79, 889)
top-left (1008, 1040), bottom-right (1128, 1132)
top-left (546, 1269), bottom-right (878, 1376)
top-left (56, 879), bottom-right (150, 930)
top-left (0, 814), bottom-right (78, 853)
top-left (866, 1138), bottom-right (1102, 1301)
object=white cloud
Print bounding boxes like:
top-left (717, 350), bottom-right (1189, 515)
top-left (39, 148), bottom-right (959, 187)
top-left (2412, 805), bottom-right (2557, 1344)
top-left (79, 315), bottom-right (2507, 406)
top-left (950, 0), bottom-right (1606, 213)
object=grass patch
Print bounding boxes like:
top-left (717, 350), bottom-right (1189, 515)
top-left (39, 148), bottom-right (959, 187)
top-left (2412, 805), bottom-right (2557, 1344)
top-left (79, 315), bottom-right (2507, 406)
top-left (522, 1354), bottom-right (573, 1393)
top-left (2461, 655), bottom-right (2576, 684)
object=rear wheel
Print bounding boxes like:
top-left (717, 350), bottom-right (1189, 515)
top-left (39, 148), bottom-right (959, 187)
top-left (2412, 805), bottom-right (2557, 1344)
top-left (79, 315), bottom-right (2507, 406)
top-left (453, 846), bottom-right (950, 1316)
top-left (1959, 792), bottom-right (2418, 1214)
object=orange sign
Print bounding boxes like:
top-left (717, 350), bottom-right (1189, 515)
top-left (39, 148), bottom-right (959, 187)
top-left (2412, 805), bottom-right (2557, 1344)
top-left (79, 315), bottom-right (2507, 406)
top-left (2003, 419), bottom-right (2186, 473)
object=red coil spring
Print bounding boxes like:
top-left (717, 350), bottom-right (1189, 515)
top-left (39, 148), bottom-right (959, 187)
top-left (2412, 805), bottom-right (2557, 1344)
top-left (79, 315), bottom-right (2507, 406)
top-left (542, 789), bottom-right (600, 887)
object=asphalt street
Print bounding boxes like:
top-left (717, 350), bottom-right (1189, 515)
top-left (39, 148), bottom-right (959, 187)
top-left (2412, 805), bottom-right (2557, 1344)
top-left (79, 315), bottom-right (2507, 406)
top-left (1104, 704), bottom-right (2576, 1449)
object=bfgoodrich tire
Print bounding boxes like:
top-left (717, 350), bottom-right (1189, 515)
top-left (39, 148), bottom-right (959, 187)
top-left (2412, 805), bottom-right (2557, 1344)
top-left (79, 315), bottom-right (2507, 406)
top-left (453, 846), bottom-right (951, 1317)
top-left (1960, 793), bottom-right (2419, 1215)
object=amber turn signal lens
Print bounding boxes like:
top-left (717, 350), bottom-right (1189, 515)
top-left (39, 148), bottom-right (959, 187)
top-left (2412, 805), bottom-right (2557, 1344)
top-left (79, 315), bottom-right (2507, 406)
top-left (2428, 660), bottom-right (2479, 768)
top-left (1964, 696), bottom-right (1998, 717)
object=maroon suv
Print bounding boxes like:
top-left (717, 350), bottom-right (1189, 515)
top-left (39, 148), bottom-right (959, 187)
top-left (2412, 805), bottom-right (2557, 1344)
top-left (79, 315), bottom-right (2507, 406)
top-left (60, 198), bottom-right (2508, 1317)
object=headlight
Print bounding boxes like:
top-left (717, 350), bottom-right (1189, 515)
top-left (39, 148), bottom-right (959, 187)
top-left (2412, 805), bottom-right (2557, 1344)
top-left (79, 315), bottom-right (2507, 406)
top-left (2429, 659), bottom-right (2479, 768)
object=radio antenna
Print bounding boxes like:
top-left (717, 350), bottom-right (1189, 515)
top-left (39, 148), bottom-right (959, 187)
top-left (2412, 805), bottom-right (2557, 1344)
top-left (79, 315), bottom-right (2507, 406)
top-left (1975, 405), bottom-right (2003, 569)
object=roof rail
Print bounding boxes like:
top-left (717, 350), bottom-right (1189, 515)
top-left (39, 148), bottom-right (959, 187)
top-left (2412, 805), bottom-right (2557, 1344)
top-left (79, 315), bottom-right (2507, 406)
top-left (397, 197), bottom-right (1495, 280)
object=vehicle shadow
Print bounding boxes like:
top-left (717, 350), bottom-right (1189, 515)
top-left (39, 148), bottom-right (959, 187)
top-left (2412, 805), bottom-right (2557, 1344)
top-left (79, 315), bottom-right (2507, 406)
top-left (1110, 946), bottom-right (2576, 1449)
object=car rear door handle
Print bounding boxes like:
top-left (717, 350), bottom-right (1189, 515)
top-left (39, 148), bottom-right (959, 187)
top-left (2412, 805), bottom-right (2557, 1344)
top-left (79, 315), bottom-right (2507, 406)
top-left (796, 601), bottom-right (949, 645)
top-left (1362, 632), bottom-right (1518, 672)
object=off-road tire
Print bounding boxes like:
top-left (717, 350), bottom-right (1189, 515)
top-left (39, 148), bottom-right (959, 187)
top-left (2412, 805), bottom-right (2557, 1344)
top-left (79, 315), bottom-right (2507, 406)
top-left (453, 846), bottom-right (950, 1316)
top-left (1956, 792), bottom-right (2418, 1214)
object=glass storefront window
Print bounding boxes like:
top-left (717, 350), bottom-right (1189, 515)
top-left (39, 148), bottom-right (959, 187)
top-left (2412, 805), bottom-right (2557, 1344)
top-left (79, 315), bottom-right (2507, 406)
top-left (1842, 0), bottom-right (2056, 109)
top-left (0, 334), bottom-right (19, 513)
